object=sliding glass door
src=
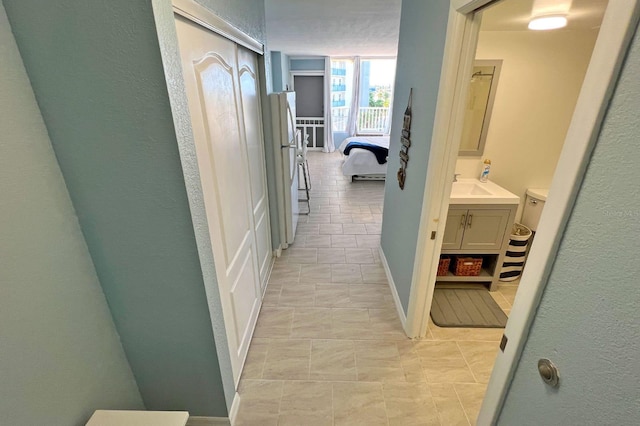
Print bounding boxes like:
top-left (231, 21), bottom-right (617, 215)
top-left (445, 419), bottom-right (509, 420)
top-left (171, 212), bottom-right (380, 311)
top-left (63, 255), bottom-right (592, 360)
top-left (329, 57), bottom-right (396, 140)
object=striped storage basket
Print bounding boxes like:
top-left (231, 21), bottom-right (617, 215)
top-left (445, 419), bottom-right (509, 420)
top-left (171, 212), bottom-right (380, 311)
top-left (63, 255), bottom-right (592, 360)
top-left (499, 223), bottom-right (532, 282)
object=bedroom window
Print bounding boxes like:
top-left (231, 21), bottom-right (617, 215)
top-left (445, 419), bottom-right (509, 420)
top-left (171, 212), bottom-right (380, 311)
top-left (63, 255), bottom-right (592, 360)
top-left (357, 58), bottom-right (396, 135)
top-left (329, 57), bottom-right (396, 137)
top-left (330, 59), bottom-right (354, 133)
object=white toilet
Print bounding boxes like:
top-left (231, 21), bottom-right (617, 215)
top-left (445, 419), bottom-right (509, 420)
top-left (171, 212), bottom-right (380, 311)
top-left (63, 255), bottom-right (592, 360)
top-left (520, 188), bottom-right (549, 233)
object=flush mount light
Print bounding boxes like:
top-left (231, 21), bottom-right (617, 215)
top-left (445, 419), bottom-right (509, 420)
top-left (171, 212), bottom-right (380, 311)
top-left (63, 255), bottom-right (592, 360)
top-left (528, 14), bottom-right (568, 30)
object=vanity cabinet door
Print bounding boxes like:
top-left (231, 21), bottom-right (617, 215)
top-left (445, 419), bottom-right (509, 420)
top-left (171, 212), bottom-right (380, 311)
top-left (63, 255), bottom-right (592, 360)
top-left (442, 209), bottom-right (467, 250)
top-left (461, 209), bottom-right (510, 251)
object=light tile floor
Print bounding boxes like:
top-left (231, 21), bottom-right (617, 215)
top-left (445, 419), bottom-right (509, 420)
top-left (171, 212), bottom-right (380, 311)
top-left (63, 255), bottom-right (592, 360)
top-left (236, 151), bottom-right (519, 425)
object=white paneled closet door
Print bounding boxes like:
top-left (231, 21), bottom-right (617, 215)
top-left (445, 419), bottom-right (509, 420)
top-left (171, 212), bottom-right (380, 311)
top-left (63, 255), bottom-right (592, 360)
top-left (174, 14), bottom-right (270, 385)
top-left (237, 47), bottom-right (272, 291)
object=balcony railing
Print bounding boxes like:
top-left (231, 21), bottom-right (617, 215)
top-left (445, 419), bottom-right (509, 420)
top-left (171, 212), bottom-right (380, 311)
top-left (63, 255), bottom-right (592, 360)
top-left (331, 106), bottom-right (391, 134)
top-left (331, 67), bottom-right (347, 76)
top-left (331, 84), bottom-right (347, 92)
top-left (358, 107), bottom-right (391, 133)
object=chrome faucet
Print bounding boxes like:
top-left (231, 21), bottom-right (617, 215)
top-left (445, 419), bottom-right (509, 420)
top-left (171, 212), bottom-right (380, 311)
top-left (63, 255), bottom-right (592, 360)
top-left (453, 173), bottom-right (461, 182)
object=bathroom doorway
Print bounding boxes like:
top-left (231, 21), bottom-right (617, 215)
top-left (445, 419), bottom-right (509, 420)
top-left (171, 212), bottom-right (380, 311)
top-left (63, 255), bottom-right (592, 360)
top-left (433, 0), bottom-right (607, 319)
top-left (407, 0), bottom-right (636, 422)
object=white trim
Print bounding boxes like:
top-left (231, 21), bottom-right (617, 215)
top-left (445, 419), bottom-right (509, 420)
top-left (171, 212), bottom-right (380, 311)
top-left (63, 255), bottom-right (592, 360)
top-left (288, 55), bottom-right (326, 60)
top-left (407, 0), bottom-right (640, 424)
top-left (404, 4), bottom-right (482, 338)
top-left (228, 392), bottom-right (241, 426)
top-left (378, 246), bottom-right (407, 330)
top-left (290, 71), bottom-right (325, 78)
top-left (186, 417), bottom-right (230, 426)
top-left (453, 0), bottom-right (495, 14)
top-left (172, 0), bottom-right (263, 55)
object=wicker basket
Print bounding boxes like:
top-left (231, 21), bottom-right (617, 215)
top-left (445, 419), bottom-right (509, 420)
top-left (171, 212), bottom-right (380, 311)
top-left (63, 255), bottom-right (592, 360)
top-left (454, 256), bottom-right (483, 276)
top-left (437, 256), bottom-right (451, 276)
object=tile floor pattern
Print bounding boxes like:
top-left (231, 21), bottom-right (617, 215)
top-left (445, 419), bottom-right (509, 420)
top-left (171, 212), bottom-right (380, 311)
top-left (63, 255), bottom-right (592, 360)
top-left (236, 151), bottom-right (519, 425)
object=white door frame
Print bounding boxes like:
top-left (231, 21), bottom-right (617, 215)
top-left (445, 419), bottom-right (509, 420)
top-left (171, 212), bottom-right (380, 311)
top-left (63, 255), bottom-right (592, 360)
top-left (407, 0), bottom-right (640, 423)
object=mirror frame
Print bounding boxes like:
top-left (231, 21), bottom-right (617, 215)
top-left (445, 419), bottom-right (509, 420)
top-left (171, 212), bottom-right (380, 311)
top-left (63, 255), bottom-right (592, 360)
top-left (459, 59), bottom-right (502, 156)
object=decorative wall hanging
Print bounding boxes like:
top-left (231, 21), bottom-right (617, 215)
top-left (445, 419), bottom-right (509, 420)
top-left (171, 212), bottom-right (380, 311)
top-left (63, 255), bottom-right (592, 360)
top-left (397, 88), bottom-right (413, 190)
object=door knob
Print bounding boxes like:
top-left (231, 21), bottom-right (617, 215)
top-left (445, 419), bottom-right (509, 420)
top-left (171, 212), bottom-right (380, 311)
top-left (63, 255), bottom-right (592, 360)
top-left (538, 358), bottom-right (560, 388)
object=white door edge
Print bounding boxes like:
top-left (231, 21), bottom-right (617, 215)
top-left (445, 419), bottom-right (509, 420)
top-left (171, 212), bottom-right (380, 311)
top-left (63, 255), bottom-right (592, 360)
top-left (407, 0), bottom-right (640, 424)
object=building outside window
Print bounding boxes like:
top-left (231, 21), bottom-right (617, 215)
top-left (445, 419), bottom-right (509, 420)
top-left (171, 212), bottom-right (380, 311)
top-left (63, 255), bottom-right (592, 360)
top-left (330, 58), bottom-right (396, 135)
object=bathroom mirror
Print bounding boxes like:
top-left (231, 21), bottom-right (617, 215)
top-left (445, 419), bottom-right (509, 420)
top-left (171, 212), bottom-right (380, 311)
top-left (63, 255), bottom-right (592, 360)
top-left (459, 59), bottom-right (502, 156)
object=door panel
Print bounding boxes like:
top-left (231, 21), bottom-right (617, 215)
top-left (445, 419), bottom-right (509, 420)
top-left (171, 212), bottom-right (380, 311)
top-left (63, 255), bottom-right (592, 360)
top-left (194, 55), bottom-right (253, 263)
top-left (442, 209), bottom-right (467, 250)
top-left (461, 209), bottom-right (510, 251)
top-left (254, 212), bottom-right (270, 288)
top-left (293, 75), bottom-right (324, 117)
top-left (175, 15), bottom-right (261, 385)
top-left (229, 250), bottom-right (259, 346)
top-left (237, 47), bottom-right (272, 288)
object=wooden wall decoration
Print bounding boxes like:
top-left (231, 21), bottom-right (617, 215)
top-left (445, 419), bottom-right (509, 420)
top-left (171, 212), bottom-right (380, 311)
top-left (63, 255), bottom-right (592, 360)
top-left (397, 88), bottom-right (413, 190)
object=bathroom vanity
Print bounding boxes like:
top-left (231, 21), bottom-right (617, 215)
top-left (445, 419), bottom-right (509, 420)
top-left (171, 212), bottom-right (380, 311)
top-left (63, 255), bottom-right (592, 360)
top-left (439, 179), bottom-right (519, 290)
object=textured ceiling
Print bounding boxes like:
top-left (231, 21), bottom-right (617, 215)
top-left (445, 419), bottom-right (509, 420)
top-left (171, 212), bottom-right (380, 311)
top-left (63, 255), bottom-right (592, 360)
top-left (264, 0), bottom-right (608, 57)
top-left (265, 0), bottom-right (402, 56)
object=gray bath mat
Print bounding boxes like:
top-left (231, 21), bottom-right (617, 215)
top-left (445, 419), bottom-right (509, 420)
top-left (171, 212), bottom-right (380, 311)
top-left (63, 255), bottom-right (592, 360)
top-left (431, 288), bottom-right (507, 328)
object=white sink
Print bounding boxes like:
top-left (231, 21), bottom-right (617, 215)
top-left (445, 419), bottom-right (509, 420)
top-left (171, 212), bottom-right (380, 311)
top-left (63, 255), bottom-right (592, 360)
top-left (451, 182), bottom-right (492, 196)
top-left (450, 178), bottom-right (520, 205)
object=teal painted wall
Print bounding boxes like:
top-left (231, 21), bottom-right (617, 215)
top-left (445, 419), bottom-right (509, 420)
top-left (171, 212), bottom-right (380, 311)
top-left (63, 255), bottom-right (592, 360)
top-left (0, 4), bottom-right (143, 424)
top-left (271, 51), bottom-right (291, 92)
top-left (3, 0), bottom-right (243, 417)
top-left (380, 0), bottom-right (450, 312)
top-left (498, 22), bottom-right (640, 425)
top-left (290, 58), bottom-right (326, 71)
top-left (272, 51), bottom-right (284, 91)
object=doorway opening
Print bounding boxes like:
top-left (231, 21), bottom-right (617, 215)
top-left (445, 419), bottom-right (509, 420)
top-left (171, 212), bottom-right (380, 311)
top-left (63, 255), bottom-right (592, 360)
top-left (291, 72), bottom-right (326, 151)
top-left (434, 0), bottom-right (606, 319)
top-left (407, 0), bottom-right (637, 422)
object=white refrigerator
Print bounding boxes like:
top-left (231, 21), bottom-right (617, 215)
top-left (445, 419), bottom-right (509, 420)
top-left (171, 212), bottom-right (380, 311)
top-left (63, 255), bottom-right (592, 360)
top-left (270, 91), bottom-right (300, 248)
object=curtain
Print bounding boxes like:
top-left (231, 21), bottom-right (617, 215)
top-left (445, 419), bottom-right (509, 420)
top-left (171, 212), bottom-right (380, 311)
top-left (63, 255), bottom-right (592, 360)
top-left (346, 57), bottom-right (361, 137)
top-left (323, 57), bottom-right (335, 152)
top-left (384, 89), bottom-right (394, 135)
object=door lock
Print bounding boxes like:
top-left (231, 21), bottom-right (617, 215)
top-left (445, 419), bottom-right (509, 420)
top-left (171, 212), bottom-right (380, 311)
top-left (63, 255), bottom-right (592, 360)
top-left (538, 358), bottom-right (560, 388)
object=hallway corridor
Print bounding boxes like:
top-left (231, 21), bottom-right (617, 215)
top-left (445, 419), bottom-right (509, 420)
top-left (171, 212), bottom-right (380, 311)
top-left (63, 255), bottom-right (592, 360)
top-left (235, 151), bottom-right (509, 425)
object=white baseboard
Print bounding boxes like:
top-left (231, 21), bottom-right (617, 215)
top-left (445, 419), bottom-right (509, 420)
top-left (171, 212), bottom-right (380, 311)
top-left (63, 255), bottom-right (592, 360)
top-left (378, 246), bottom-right (408, 329)
top-left (186, 416), bottom-right (230, 425)
top-left (229, 392), bottom-right (241, 425)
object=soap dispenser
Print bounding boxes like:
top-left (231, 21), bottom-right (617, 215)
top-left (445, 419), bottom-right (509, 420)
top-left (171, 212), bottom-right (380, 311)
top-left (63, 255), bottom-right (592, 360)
top-left (479, 159), bottom-right (491, 182)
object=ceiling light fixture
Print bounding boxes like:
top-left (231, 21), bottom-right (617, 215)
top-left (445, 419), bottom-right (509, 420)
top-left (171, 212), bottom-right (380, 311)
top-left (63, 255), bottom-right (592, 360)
top-left (528, 14), bottom-right (568, 30)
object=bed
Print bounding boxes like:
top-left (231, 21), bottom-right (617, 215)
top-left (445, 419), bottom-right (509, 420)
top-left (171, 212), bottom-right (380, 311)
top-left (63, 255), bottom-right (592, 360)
top-left (338, 135), bottom-right (390, 180)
